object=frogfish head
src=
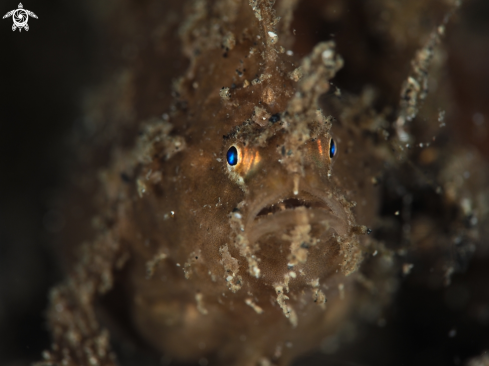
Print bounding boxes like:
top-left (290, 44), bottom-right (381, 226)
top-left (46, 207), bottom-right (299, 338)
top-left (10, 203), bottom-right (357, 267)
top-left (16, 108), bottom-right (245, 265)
top-left (221, 115), bottom-right (364, 292)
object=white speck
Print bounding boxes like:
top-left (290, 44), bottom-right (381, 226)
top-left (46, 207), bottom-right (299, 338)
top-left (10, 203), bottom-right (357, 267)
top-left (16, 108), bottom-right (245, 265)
top-left (470, 216), bottom-right (478, 226)
top-left (176, 263), bottom-right (181, 267)
top-left (268, 31), bottom-right (277, 38)
top-left (338, 283), bottom-right (345, 300)
top-left (226, 276), bottom-right (233, 282)
top-left (397, 126), bottom-right (410, 142)
top-left (137, 179), bottom-right (147, 198)
top-left (395, 211), bottom-right (400, 216)
top-left (461, 198), bottom-right (472, 215)
top-left (216, 158), bottom-right (222, 162)
top-left (322, 49), bottom-right (333, 61)
top-left (372, 250), bottom-right (378, 256)
top-left (293, 175), bottom-right (300, 195)
top-left (245, 298), bottom-right (264, 314)
top-left (289, 271), bottom-right (297, 279)
top-left (286, 50), bottom-right (293, 56)
top-left (438, 110), bottom-right (446, 127)
top-left (438, 110), bottom-right (445, 121)
top-left (448, 328), bottom-right (457, 338)
top-left (252, 266), bottom-right (261, 278)
top-left (233, 212), bottom-right (242, 219)
top-left (402, 263), bottom-right (414, 275)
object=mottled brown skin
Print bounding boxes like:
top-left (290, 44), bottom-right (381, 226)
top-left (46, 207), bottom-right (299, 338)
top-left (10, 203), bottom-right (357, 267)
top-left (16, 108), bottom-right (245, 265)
top-left (40, 1), bottom-right (489, 366)
top-left (114, 3), bottom-right (384, 364)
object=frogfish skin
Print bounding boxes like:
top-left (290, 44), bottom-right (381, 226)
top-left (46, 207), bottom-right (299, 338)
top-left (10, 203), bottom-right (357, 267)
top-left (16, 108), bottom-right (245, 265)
top-left (41, 0), bottom-right (489, 366)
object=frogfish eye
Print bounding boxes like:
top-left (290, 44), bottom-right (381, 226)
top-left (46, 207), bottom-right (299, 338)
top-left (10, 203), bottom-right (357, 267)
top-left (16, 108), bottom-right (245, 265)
top-left (227, 146), bottom-right (238, 166)
top-left (329, 138), bottom-right (336, 159)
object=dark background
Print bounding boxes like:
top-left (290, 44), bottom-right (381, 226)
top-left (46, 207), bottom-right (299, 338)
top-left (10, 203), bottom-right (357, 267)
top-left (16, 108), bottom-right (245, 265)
top-left (0, 0), bottom-right (488, 365)
top-left (0, 1), bottom-right (96, 364)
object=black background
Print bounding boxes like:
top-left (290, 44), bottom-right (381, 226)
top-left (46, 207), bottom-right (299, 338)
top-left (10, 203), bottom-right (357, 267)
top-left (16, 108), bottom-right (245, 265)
top-left (0, 1), bottom-right (96, 364)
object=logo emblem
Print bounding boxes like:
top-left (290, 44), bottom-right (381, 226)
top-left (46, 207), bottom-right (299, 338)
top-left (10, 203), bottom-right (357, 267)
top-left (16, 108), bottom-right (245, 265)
top-left (3, 3), bottom-right (37, 32)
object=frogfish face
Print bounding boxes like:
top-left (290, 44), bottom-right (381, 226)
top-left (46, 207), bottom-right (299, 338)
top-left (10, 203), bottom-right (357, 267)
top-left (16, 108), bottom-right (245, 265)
top-left (222, 123), bottom-right (362, 292)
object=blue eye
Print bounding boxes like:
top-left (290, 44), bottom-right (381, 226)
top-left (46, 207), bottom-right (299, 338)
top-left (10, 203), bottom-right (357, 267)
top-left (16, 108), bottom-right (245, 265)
top-left (227, 146), bottom-right (238, 166)
top-left (329, 139), bottom-right (336, 158)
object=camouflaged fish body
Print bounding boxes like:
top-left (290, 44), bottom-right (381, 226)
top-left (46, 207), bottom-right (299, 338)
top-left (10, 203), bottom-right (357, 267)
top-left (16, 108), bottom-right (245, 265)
top-left (40, 1), bottom-right (489, 366)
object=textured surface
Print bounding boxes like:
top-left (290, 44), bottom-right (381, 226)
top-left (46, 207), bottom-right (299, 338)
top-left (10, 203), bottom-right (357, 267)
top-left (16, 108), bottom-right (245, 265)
top-left (2, 0), bottom-right (489, 366)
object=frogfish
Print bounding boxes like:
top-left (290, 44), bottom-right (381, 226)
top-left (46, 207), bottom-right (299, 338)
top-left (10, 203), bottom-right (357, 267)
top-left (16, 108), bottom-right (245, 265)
top-left (40, 0), bottom-right (489, 365)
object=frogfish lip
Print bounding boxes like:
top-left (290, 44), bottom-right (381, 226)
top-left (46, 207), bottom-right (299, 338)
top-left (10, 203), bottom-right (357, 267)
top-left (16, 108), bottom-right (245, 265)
top-left (247, 189), bottom-right (350, 240)
top-left (243, 188), bottom-right (351, 283)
